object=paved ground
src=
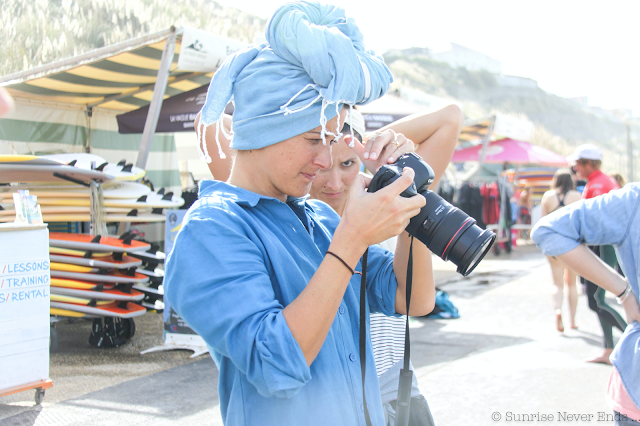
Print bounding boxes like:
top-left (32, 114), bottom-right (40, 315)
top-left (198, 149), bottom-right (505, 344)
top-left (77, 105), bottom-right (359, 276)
top-left (0, 241), bottom-right (626, 425)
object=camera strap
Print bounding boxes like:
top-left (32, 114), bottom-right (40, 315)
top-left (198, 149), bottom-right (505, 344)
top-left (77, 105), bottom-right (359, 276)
top-left (360, 247), bottom-right (373, 426)
top-left (359, 237), bottom-right (415, 426)
top-left (395, 236), bottom-right (414, 426)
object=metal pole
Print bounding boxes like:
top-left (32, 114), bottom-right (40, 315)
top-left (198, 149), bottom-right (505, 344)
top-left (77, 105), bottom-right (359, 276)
top-left (477, 115), bottom-right (497, 167)
top-left (135, 29), bottom-right (178, 169)
top-left (627, 122), bottom-right (634, 182)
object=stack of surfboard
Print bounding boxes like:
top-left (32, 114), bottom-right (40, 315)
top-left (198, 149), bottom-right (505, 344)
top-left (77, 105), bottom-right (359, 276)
top-left (48, 232), bottom-right (154, 321)
top-left (124, 232), bottom-right (166, 313)
top-left (0, 153), bottom-right (184, 224)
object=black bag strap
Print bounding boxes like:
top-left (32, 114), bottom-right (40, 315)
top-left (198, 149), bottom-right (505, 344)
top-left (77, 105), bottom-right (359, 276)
top-left (359, 248), bottom-right (372, 426)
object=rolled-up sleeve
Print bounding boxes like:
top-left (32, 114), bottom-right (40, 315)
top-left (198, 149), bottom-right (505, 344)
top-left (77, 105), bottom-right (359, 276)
top-left (165, 215), bottom-right (311, 398)
top-left (531, 189), bottom-right (632, 257)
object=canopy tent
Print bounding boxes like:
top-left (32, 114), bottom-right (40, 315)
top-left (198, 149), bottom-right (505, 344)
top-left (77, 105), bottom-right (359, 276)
top-left (0, 27), bottom-right (245, 189)
top-left (452, 138), bottom-right (568, 167)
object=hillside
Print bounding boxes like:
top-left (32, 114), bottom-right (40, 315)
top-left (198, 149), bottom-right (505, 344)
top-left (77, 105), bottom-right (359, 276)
top-left (384, 52), bottom-right (639, 176)
top-left (0, 0), bottom-right (265, 76)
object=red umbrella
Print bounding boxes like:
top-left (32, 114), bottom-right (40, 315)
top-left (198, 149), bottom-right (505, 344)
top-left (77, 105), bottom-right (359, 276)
top-left (452, 138), bottom-right (568, 166)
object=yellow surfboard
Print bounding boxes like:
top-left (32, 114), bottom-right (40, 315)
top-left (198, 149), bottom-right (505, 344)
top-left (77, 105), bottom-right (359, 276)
top-left (49, 247), bottom-right (113, 258)
top-left (50, 294), bottom-right (113, 306)
top-left (50, 262), bottom-right (95, 273)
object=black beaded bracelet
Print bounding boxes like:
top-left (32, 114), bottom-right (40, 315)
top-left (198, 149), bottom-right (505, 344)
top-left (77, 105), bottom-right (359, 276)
top-left (326, 251), bottom-right (362, 275)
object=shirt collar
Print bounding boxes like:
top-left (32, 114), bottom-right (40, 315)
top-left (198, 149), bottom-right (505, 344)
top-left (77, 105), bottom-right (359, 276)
top-left (587, 169), bottom-right (603, 181)
top-left (198, 180), bottom-right (315, 211)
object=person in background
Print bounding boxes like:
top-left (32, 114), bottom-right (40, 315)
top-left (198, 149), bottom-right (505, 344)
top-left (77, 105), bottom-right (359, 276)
top-left (532, 183), bottom-right (640, 426)
top-left (309, 106), bottom-right (462, 426)
top-left (516, 185), bottom-right (533, 239)
top-left (611, 172), bottom-right (627, 189)
top-left (539, 169), bottom-right (582, 332)
top-left (568, 143), bottom-right (624, 364)
top-left (165, 3), bottom-right (436, 425)
top-left (0, 87), bottom-right (14, 117)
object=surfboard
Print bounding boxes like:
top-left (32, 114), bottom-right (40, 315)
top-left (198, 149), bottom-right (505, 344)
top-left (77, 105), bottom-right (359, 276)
top-left (136, 267), bottom-right (164, 278)
top-left (49, 232), bottom-right (151, 253)
top-left (0, 155), bottom-right (64, 166)
top-left (50, 269), bottom-right (150, 284)
top-left (0, 212), bottom-right (166, 223)
top-left (50, 286), bottom-right (144, 302)
top-left (50, 294), bottom-right (113, 306)
top-left (50, 262), bottom-right (96, 273)
top-left (49, 254), bottom-right (142, 269)
top-left (0, 164), bottom-right (114, 184)
top-left (132, 283), bottom-right (163, 295)
top-left (50, 278), bottom-right (115, 291)
top-left (0, 206), bottom-right (149, 215)
top-left (0, 181), bottom-right (152, 200)
top-left (32, 192), bottom-right (184, 209)
top-left (41, 153), bottom-right (146, 181)
top-left (50, 307), bottom-right (99, 318)
top-left (49, 247), bottom-right (113, 258)
top-left (50, 301), bottom-right (147, 318)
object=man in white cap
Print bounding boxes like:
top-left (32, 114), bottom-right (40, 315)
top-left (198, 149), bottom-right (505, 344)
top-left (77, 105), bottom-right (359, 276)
top-left (567, 143), bottom-right (619, 199)
top-left (567, 143), bottom-right (624, 364)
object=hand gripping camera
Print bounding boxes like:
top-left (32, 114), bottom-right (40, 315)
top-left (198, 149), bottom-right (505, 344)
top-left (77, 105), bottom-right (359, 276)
top-left (368, 152), bottom-right (495, 276)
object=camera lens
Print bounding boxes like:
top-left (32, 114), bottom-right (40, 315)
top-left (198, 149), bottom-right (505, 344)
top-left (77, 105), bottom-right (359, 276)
top-left (407, 191), bottom-right (496, 276)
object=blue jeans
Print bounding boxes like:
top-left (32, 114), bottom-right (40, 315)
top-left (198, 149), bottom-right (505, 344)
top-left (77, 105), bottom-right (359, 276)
top-left (614, 411), bottom-right (640, 425)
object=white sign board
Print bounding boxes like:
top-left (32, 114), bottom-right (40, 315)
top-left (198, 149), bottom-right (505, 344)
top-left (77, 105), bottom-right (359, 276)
top-left (493, 113), bottom-right (534, 142)
top-left (177, 27), bottom-right (247, 72)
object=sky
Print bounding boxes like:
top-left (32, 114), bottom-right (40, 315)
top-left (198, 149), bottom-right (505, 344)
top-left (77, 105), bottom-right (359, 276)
top-left (214, 0), bottom-right (640, 117)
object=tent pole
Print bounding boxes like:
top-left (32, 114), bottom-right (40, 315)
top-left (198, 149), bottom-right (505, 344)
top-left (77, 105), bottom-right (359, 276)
top-left (477, 115), bottom-right (496, 168)
top-left (135, 29), bottom-right (178, 170)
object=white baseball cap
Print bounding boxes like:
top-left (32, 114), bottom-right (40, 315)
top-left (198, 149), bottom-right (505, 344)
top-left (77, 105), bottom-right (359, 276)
top-left (566, 144), bottom-right (603, 162)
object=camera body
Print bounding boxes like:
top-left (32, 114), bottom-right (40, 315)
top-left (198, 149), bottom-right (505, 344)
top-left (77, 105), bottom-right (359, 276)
top-left (368, 152), bottom-right (495, 276)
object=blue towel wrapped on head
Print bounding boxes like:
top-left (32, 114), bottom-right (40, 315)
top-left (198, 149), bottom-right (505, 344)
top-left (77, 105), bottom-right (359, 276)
top-left (198, 0), bottom-right (393, 160)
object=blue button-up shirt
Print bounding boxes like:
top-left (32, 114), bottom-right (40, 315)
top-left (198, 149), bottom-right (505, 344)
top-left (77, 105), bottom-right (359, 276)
top-left (165, 180), bottom-right (399, 425)
top-left (532, 183), bottom-right (640, 409)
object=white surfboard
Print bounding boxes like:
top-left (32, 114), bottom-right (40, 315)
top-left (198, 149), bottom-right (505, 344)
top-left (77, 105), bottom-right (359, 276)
top-left (42, 153), bottom-right (146, 181)
top-left (31, 192), bottom-right (183, 209)
top-left (51, 270), bottom-right (150, 284)
top-left (0, 212), bottom-right (166, 223)
top-left (0, 181), bottom-right (152, 200)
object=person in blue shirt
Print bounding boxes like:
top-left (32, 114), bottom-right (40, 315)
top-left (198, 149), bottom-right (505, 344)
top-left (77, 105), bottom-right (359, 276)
top-left (164, 2), bottom-right (437, 425)
top-left (532, 183), bottom-right (640, 425)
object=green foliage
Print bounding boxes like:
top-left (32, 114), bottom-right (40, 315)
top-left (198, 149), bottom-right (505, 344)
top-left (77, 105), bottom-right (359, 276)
top-left (1, 0), bottom-right (265, 76)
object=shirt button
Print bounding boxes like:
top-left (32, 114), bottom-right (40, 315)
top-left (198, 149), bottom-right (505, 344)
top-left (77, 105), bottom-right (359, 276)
top-left (338, 306), bottom-right (345, 315)
top-left (349, 353), bottom-right (356, 362)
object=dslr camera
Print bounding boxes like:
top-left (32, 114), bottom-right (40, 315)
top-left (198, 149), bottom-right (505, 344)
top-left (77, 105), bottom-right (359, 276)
top-left (368, 152), bottom-right (495, 276)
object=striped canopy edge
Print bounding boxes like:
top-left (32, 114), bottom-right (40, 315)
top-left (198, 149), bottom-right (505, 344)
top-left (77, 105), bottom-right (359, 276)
top-left (0, 27), bottom-right (213, 113)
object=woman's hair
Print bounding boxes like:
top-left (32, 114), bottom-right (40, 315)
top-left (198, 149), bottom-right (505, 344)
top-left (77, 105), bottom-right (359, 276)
top-left (552, 168), bottom-right (575, 193)
top-left (610, 172), bottom-right (626, 188)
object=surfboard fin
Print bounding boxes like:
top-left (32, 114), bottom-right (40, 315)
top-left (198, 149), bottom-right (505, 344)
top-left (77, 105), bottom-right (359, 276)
top-left (126, 209), bottom-right (138, 217)
top-left (87, 299), bottom-right (97, 307)
top-left (162, 192), bottom-right (174, 201)
top-left (136, 195), bottom-right (147, 203)
top-left (117, 159), bottom-right (127, 166)
top-left (121, 163), bottom-right (133, 172)
top-left (96, 162), bottom-right (108, 171)
top-left (152, 208), bottom-right (163, 215)
top-left (113, 252), bottom-right (124, 261)
top-left (157, 188), bottom-right (165, 195)
top-left (91, 235), bottom-right (102, 244)
top-left (124, 267), bottom-right (136, 277)
top-left (68, 159), bottom-right (78, 167)
top-left (119, 231), bottom-right (137, 246)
